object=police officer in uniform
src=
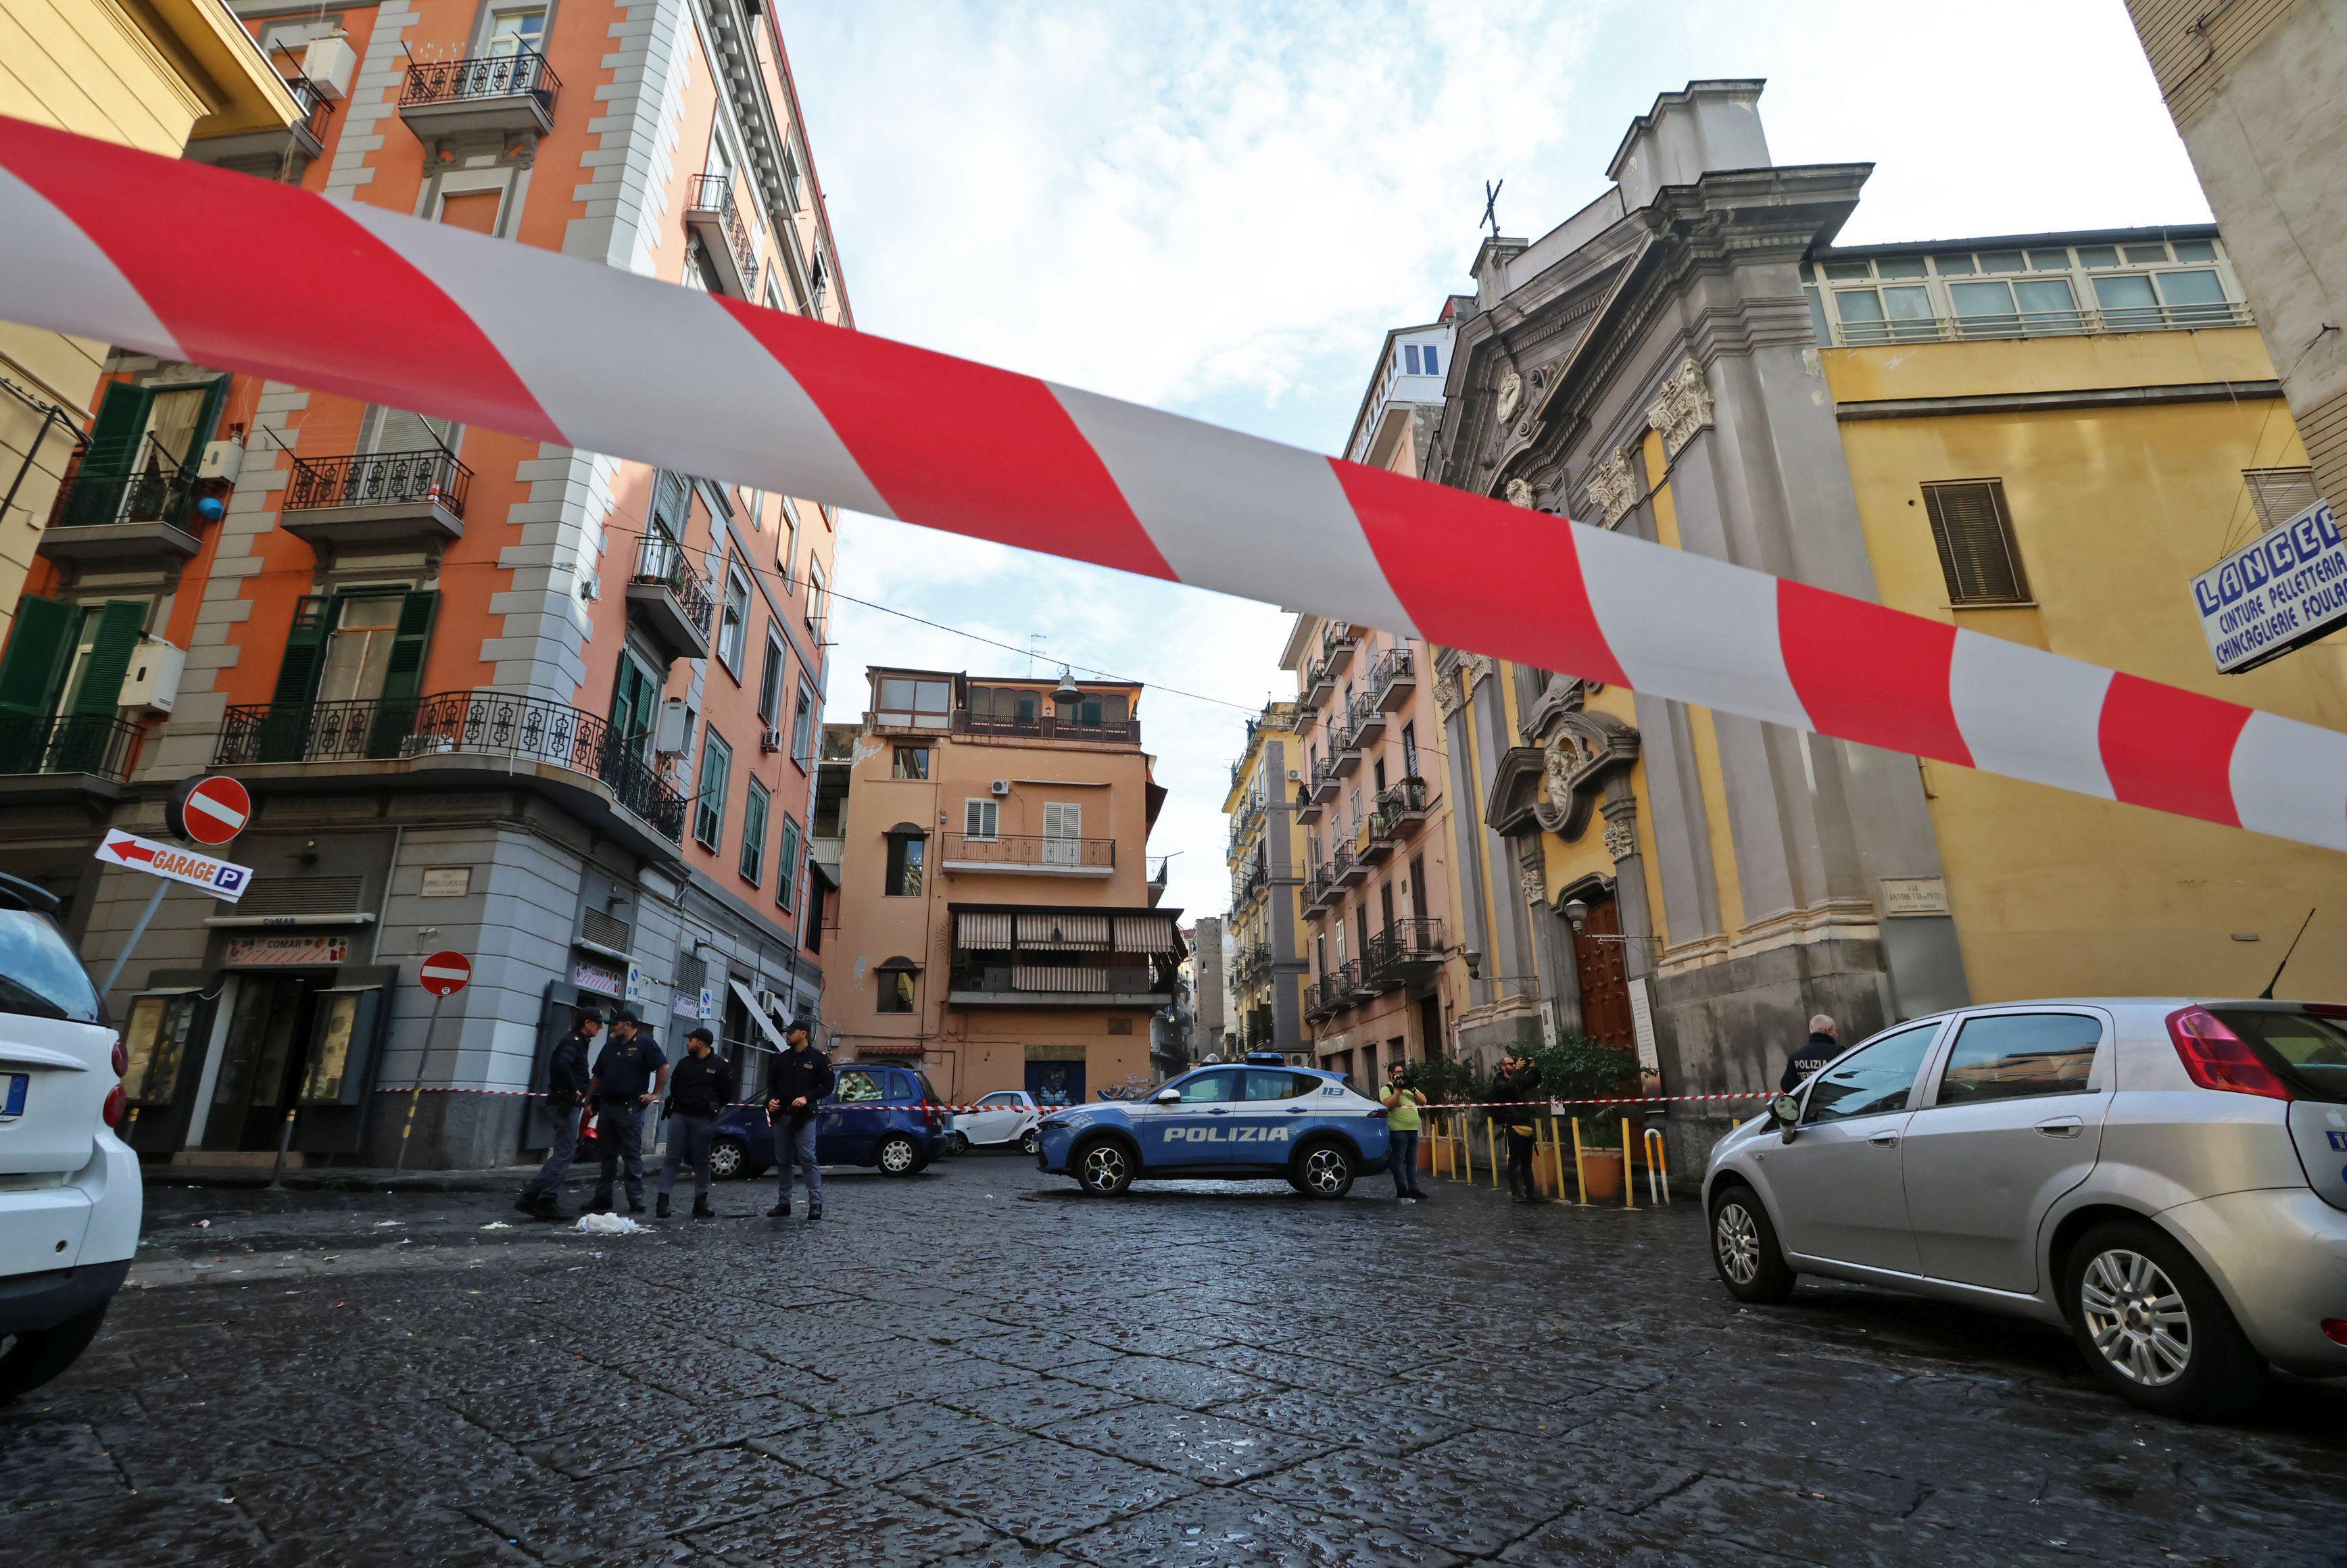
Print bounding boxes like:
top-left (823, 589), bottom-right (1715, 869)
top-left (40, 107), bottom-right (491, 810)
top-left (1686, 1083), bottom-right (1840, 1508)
top-left (657, 1026), bottom-right (733, 1219)
top-left (587, 1010), bottom-right (669, 1215)
top-left (765, 1019), bottom-right (833, 1220)
top-left (516, 1006), bottom-right (603, 1220)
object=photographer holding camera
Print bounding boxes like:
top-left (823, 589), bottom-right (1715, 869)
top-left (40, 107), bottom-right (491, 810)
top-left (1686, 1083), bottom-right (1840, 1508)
top-left (1381, 1061), bottom-right (1429, 1202)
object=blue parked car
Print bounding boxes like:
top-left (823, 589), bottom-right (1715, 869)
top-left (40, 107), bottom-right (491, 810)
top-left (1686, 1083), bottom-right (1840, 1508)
top-left (708, 1063), bottom-right (951, 1180)
top-left (1035, 1060), bottom-right (1390, 1198)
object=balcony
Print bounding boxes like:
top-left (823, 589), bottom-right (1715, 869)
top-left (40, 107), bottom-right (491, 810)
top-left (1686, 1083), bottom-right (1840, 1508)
top-left (1295, 782), bottom-right (1322, 827)
top-left (399, 48), bottom-right (559, 140)
top-left (683, 173), bottom-right (760, 298)
top-left (948, 905), bottom-right (1182, 1007)
top-left (1307, 755), bottom-right (1340, 803)
top-left (1303, 980), bottom-right (1328, 1021)
top-left (1148, 856), bottom-right (1169, 906)
top-left (952, 710), bottom-right (1142, 746)
top-left (41, 436), bottom-right (208, 566)
top-left (627, 531), bottom-right (715, 664)
top-left (1366, 918), bottom-right (1447, 989)
top-left (212, 689), bottom-right (687, 846)
top-left (1321, 622), bottom-right (1358, 677)
top-left (1330, 714), bottom-right (1363, 777)
top-left (281, 448), bottom-right (469, 559)
top-left (1357, 810), bottom-right (1394, 866)
top-left (1379, 777), bottom-right (1431, 835)
top-left (0, 713), bottom-right (143, 799)
top-left (1367, 645), bottom-right (1416, 712)
top-left (1302, 655), bottom-right (1334, 708)
top-left (1332, 840), bottom-right (1368, 890)
top-left (1320, 960), bottom-right (1361, 1012)
top-left (938, 832), bottom-right (1115, 877)
top-left (1349, 693), bottom-right (1386, 749)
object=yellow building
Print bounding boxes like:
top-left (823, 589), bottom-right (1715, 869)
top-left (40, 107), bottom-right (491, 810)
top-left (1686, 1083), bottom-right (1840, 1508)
top-left (824, 666), bottom-right (1181, 1104)
top-left (0, 0), bottom-right (304, 643)
top-left (1221, 700), bottom-right (1308, 1055)
top-left (1416, 80), bottom-right (2346, 1169)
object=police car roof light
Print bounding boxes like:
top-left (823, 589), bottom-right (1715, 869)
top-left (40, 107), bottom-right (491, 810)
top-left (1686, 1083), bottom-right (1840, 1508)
top-left (1243, 1051), bottom-right (1286, 1065)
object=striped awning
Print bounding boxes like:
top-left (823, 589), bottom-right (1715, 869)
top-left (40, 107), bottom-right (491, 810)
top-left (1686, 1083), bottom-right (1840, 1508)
top-left (1017, 911), bottom-right (1109, 950)
top-left (1014, 965), bottom-right (1108, 992)
top-left (1112, 914), bottom-right (1179, 953)
top-left (956, 911), bottom-right (1014, 948)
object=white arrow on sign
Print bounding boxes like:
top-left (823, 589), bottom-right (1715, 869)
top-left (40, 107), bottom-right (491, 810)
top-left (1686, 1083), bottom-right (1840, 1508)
top-left (94, 831), bottom-right (251, 903)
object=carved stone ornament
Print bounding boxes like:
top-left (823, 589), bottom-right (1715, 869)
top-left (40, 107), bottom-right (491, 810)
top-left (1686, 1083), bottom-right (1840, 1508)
top-left (1433, 669), bottom-right (1464, 720)
top-left (1603, 816), bottom-right (1637, 862)
top-left (1532, 710), bottom-right (1640, 841)
top-left (1503, 475), bottom-right (1537, 509)
top-left (1518, 863), bottom-right (1547, 907)
top-left (1461, 653), bottom-right (1496, 689)
top-left (1495, 365), bottom-right (1523, 422)
top-left (1645, 358), bottom-right (1714, 458)
top-left (1586, 447), bottom-right (1639, 526)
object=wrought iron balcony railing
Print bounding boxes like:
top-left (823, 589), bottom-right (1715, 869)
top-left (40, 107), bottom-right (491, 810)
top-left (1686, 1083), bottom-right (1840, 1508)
top-left (938, 832), bottom-right (1115, 869)
top-left (212, 689), bottom-right (685, 841)
top-left (1364, 917), bottom-right (1447, 987)
top-left (950, 710), bottom-right (1142, 745)
top-left (1365, 644), bottom-right (1414, 708)
top-left (633, 530), bottom-right (716, 635)
top-left (286, 448), bottom-right (472, 518)
top-left (685, 172), bottom-right (760, 295)
top-left (400, 48), bottom-right (560, 114)
top-left (0, 712), bottom-right (143, 782)
top-left (53, 435), bottom-right (203, 532)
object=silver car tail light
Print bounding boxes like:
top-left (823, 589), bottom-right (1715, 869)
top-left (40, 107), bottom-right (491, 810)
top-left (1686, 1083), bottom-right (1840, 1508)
top-left (2166, 1006), bottom-right (2294, 1101)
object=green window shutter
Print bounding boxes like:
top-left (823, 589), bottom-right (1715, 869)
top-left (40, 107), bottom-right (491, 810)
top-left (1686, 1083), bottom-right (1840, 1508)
top-left (0, 597), bottom-right (77, 720)
top-left (173, 377), bottom-right (231, 470)
top-left (70, 600), bottom-right (148, 717)
top-left (62, 383), bottom-right (154, 528)
top-left (378, 590), bottom-right (439, 704)
top-left (270, 597), bottom-right (335, 706)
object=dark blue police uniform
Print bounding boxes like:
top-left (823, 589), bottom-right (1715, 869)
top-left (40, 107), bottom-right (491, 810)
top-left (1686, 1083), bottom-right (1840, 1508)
top-left (590, 1032), bottom-right (667, 1210)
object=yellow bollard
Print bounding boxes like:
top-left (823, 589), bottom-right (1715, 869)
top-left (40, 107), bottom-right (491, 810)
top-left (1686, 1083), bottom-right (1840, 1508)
top-left (1645, 1125), bottom-right (1671, 1204)
top-left (1545, 1115), bottom-right (1568, 1203)
top-left (1570, 1115), bottom-right (1589, 1206)
top-left (1484, 1117), bottom-right (1501, 1190)
top-left (1622, 1115), bottom-right (1636, 1210)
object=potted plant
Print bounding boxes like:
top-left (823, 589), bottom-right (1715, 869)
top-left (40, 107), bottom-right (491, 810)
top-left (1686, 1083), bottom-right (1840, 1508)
top-left (1533, 1032), bottom-right (1639, 1201)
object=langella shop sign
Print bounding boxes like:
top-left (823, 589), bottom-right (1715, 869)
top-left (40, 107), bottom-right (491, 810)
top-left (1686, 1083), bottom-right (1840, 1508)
top-left (2191, 499), bottom-right (2347, 674)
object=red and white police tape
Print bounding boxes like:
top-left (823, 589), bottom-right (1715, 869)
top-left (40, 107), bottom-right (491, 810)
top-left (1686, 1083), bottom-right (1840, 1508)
top-left (393, 1085), bottom-right (1766, 1112)
top-left (3, 116), bottom-right (2342, 851)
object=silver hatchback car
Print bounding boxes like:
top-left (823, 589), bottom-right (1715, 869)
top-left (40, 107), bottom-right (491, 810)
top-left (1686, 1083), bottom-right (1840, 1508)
top-left (1704, 999), bottom-right (2347, 1418)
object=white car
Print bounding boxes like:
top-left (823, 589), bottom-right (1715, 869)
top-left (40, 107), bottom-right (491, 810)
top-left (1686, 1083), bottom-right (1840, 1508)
top-left (952, 1090), bottom-right (1042, 1156)
top-left (0, 873), bottom-right (139, 1402)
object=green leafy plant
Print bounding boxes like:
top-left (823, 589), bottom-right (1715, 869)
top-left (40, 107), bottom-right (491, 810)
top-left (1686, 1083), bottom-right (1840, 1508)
top-left (1409, 1054), bottom-right (1486, 1106)
top-left (1532, 1032), bottom-right (1639, 1150)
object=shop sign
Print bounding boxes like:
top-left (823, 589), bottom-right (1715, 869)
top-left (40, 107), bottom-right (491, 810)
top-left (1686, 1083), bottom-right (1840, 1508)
top-left (2192, 499), bottom-right (2347, 673)
top-left (419, 866), bottom-right (471, 898)
top-left (573, 958), bottom-right (624, 998)
top-left (1880, 876), bottom-right (1950, 916)
top-left (671, 987), bottom-right (698, 1018)
top-left (225, 934), bottom-right (349, 968)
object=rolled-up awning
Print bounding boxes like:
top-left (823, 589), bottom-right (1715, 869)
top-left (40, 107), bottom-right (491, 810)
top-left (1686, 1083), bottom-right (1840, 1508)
top-left (729, 978), bottom-right (787, 1055)
top-left (957, 910), bottom-right (1014, 948)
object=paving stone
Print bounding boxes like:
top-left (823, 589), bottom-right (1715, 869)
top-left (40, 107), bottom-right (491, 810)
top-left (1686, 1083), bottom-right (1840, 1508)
top-left (902, 1434), bottom-right (1199, 1544)
top-left (1059, 1496), bottom-right (1463, 1567)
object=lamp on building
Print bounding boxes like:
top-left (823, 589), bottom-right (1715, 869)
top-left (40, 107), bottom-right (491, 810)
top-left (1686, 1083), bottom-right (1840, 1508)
top-left (1052, 666), bottom-right (1082, 704)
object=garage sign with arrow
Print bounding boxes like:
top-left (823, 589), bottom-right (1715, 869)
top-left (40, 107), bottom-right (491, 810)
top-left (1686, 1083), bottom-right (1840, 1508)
top-left (94, 831), bottom-right (251, 902)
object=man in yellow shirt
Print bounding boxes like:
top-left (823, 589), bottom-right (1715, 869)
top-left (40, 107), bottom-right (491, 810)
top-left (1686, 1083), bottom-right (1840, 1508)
top-left (1381, 1062), bottom-right (1429, 1202)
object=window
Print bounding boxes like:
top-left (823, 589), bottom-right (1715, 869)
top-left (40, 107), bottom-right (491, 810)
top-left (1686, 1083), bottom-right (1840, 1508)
top-left (892, 745), bottom-right (930, 779)
top-left (837, 1068), bottom-right (886, 1100)
top-left (1920, 481), bottom-right (2030, 606)
top-left (738, 779), bottom-right (770, 884)
top-left (792, 679), bottom-right (817, 766)
top-left (1803, 1023), bottom-right (1939, 1124)
top-left (1042, 801), bottom-right (1081, 866)
top-left (2246, 468), bottom-right (2321, 533)
top-left (1402, 343), bottom-right (1440, 376)
top-left (775, 816), bottom-right (802, 912)
top-left (1931, 1013), bottom-right (2102, 1106)
top-left (875, 675), bottom-right (950, 729)
top-left (1171, 1069), bottom-right (1240, 1103)
top-left (780, 497), bottom-right (802, 586)
top-left (977, 1092), bottom-right (1019, 1108)
top-left (317, 593), bottom-right (407, 703)
top-left (120, 991), bottom-right (199, 1103)
top-left (757, 631), bottom-right (785, 729)
top-left (1244, 1069), bottom-right (1318, 1100)
top-left (485, 5), bottom-right (545, 53)
top-left (717, 561), bottom-right (750, 674)
top-left (964, 798), bottom-right (999, 839)
top-left (806, 558), bottom-right (829, 639)
top-left (695, 731), bottom-right (731, 849)
top-left (1401, 722), bottom-right (1420, 779)
top-left (877, 971), bottom-right (915, 1014)
top-left (884, 833), bottom-right (924, 896)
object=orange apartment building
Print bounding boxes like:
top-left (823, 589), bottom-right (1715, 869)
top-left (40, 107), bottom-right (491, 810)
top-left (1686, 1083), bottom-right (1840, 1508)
top-left (825, 667), bottom-right (1182, 1106)
top-left (0, 0), bottom-right (851, 1167)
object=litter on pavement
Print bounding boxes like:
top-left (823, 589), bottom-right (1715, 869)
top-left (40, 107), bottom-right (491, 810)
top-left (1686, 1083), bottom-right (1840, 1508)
top-left (574, 1213), bottom-right (645, 1235)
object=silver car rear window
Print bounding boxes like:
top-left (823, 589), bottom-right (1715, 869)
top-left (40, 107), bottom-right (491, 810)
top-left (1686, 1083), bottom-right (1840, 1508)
top-left (2210, 1008), bottom-right (2347, 1104)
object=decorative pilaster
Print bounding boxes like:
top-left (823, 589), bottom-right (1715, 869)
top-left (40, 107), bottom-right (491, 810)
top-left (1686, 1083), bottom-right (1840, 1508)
top-left (1645, 358), bottom-right (1714, 458)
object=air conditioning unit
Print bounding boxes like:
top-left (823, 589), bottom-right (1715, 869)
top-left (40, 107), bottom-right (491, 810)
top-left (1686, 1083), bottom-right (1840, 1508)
top-left (301, 34), bottom-right (356, 100)
top-left (197, 439), bottom-right (243, 484)
top-left (654, 699), bottom-right (689, 754)
top-left (990, 779), bottom-right (1010, 797)
top-left (117, 637), bottom-right (185, 715)
top-left (760, 727), bottom-right (783, 754)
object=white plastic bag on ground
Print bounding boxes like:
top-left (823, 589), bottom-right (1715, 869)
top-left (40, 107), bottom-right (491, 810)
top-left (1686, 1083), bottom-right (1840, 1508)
top-left (574, 1213), bottom-right (644, 1235)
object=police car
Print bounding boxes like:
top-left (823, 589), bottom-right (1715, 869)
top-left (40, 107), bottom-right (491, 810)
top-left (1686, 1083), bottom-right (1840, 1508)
top-left (1035, 1054), bottom-right (1390, 1198)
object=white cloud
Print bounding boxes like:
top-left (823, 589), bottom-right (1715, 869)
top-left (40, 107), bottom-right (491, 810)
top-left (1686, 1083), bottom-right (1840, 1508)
top-left (781, 0), bottom-right (2210, 923)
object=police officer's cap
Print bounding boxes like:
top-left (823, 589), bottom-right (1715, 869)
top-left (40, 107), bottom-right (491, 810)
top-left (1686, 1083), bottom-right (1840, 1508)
top-left (577, 1005), bottom-right (609, 1025)
top-left (785, 1017), bottom-right (814, 1038)
top-left (612, 1008), bottom-right (641, 1026)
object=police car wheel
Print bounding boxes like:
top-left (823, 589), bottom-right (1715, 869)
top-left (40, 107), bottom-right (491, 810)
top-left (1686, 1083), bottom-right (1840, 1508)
top-left (878, 1134), bottom-right (921, 1176)
top-left (707, 1137), bottom-right (746, 1181)
top-left (1297, 1142), bottom-right (1355, 1199)
top-left (1075, 1139), bottom-right (1134, 1196)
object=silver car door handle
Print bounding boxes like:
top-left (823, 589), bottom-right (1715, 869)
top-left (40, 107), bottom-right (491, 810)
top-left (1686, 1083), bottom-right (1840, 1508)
top-left (2037, 1116), bottom-right (2084, 1137)
top-left (1869, 1131), bottom-right (1899, 1148)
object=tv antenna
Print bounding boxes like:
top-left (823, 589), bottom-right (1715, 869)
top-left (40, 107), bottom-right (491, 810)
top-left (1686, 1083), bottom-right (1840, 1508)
top-left (1481, 179), bottom-right (1504, 241)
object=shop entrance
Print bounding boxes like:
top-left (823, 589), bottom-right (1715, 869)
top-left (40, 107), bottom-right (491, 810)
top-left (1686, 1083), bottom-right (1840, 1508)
top-left (203, 972), bottom-right (328, 1150)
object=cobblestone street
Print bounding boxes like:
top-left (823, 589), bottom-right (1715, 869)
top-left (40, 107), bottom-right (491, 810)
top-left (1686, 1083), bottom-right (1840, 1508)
top-left (4, 1154), bottom-right (2344, 1567)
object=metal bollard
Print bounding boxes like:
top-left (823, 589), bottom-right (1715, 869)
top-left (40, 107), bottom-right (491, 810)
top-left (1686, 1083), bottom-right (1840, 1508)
top-left (1622, 1115), bottom-right (1636, 1210)
top-left (1570, 1116), bottom-right (1589, 1206)
top-left (269, 1106), bottom-right (297, 1188)
top-left (1644, 1125), bottom-right (1670, 1204)
top-left (1484, 1117), bottom-right (1501, 1190)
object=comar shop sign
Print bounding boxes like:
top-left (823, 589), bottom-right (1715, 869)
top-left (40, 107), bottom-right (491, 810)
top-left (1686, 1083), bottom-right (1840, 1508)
top-left (2191, 499), bottom-right (2347, 674)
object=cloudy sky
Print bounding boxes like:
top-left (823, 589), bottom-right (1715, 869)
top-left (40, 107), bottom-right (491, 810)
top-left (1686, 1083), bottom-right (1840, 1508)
top-left (779, 0), bottom-right (2209, 925)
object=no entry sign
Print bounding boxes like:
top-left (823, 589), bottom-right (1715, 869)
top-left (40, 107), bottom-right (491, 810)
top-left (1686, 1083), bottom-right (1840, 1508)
top-left (166, 773), bottom-right (251, 846)
top-left (420, 952), bottom-right (472, 997)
